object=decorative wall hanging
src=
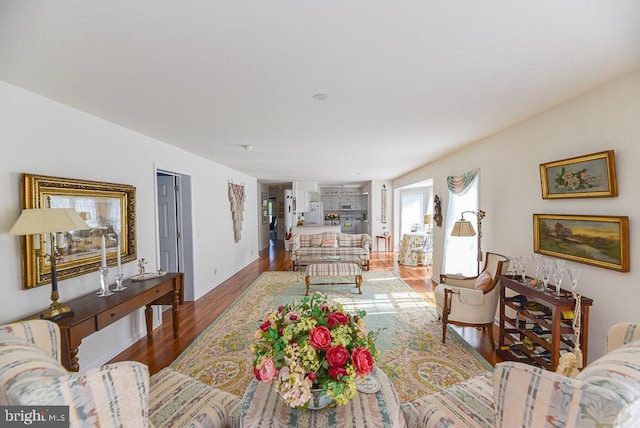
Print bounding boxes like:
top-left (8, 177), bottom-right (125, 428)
top-left (381, 185), bottom-right (387, 223)
top-left (433, 194), bottom-right (442, 227)
top-left (228, 181), bottom-right (246, 242)
top-left (17, 173), bottom-right (137, 289)
top-left (533, 213), bottom-right (629, 272)
top-left (539, 150), bottom-right (617, 199)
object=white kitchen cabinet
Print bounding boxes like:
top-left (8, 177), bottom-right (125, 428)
top-left (353, 195), bottom-right (362, 210)
top-left (331, 196), bottom-right (340, 211)
top-left (321, 195), bottom-right (333, 211)
top-left (294, 190), bottom-right (310, 212)
top-left (321, 195), bottom-right (341, 211)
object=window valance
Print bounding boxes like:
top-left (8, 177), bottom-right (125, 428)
top-left (447, 169), bottom-right (479, 195)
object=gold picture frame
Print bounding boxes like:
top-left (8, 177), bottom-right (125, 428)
top-left (533, 214), bottom-right (629, 272)
top-left (539, 150), bottom-right (617, 199)
top-left (18, 173), bottom-right (137, 289)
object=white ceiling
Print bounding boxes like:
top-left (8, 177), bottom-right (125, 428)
top-left (1, 1), bottom-right (639, 187)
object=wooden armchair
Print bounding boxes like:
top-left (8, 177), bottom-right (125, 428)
top-left (435, 252), bottom-right (509, 348)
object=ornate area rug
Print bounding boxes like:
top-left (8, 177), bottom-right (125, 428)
top-left (171, 271), bottom-right (492, 402)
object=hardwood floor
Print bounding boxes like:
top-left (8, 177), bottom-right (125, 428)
top-left (109, 239), bottom-right (502, 374)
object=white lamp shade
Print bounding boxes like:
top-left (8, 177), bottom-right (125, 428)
top-left (9, 208), bottom-right (90, 235)
top-left (451, 219), bottom-right (476, 237)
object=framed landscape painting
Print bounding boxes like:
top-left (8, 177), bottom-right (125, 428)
top-left (539, 150), bottom-right (617, 199)
top-left (533, 214), bottom-right (629, 272)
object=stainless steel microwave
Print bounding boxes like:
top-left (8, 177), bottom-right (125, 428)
top-left (340, 203), bottom-right (354, 210)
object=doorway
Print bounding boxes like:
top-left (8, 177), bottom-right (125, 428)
top-left (156, 169), bottom-right (195, 301)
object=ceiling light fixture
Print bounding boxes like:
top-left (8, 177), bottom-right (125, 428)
top-left (240, 145), bottom-right (253, 151)
top-left (312, 93), bottom-right (328, 101)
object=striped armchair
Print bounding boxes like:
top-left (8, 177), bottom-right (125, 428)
top-left (0, 320), bottom-right (240, 427)
top-left (402, 322), bottom-right (640, 428)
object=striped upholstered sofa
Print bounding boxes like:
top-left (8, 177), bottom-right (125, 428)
top-left (0, 319), bottom-right (240, 427)
top-left (401, 322), bottom-right (640, 427)
top-left (289, 232), bottom-right (372, 270)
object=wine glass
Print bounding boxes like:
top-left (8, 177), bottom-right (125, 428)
top-left (552, 264), bottom-right (565, 296)
top-left (532, 253), bottom-right (543, 282)
top-left (552, 258), bottom-right (566, 273)
top-left (510, 256), bottom-right (521, 279)
top-left (518, 255), bottom-right (530, 284)
top-left (541, 259), bottom-right (552, 292)
top-left (568, 268), bottom-right (580, 294)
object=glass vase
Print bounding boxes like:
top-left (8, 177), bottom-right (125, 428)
top-left (307, 388), bottom-right (332, 410)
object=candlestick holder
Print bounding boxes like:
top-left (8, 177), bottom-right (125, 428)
top-left (97, 267), bottom-right (114, 297)
top-left (113, 272), bottom-right (127, 292)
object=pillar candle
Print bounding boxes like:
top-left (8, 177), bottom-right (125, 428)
top-left (116, 233), bottom-right (122, 275)
top-left (101, 235), bottom-right (107, 269)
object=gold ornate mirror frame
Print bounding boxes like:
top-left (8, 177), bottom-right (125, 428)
top-left (18, 173), bottom-right (137, 289)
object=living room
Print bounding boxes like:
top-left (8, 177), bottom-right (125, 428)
top-left (1, 2), bottom-right (640, 426)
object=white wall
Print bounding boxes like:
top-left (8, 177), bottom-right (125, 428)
top-left (0, 81), bottom-right (259, 369)
top-left (368, 180), bottom-right (393, 247)
top-left (258, 183), bottom-right (271, 250)
top-left (394, 69), bottom-right (640, 362)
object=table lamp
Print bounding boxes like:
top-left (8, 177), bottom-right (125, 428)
top-left (10, 207), bottom-right (90, 320)
top-left (451, 209), bottom-right (486, 275)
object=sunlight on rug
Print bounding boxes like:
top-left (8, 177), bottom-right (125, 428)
top-left (171, 271), bottom-right (492, 401)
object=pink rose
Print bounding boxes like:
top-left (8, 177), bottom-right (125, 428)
top-left (284, 312), bottom-right (298, 324)
top-left (258, 358), bottom-right (277, 382)
top-left (326, 312), bottom-right (349, 327)
top-left (260, 321), bottom-right (271, 332)
top-left (326, 345), bottom-right (349, 367)
top-left (329, 366), bottom-right (348, 380)
top-left (309, 326), bottom-right (332, 350)
top-left (351, 347), bottom-right (374, 376)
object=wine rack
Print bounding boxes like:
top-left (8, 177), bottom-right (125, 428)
top-left (497, 275), bottom-right (593, 371)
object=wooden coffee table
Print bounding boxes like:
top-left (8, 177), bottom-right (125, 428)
top-left (305, 262), bottom-right (362, 296)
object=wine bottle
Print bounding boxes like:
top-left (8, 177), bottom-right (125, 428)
top-left (561, 310), bottom-right (574, 320)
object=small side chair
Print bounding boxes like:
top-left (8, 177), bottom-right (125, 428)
top-left (435, 252), bottom-right (509, 348)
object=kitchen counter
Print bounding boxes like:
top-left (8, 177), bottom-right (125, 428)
top-left (291, 225), bottom-right (342, 235)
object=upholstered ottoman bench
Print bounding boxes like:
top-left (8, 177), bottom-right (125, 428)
top-left (305, 263), bottom-right (363, 295)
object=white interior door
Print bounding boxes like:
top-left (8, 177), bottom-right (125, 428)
top-left (157, 173), bottom-right (180, 272)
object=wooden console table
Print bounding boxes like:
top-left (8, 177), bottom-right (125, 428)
top-left (24, 272), bottom-right (183, 372)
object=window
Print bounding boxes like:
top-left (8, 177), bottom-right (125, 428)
top-left (399, 188), bottom-right (432, 236)
top-left (443, 170), bottom-right (479, 276)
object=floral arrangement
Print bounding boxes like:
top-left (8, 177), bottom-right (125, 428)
top-left (326, 212), bottom-right (339, 224)
top-left (553, 167), bottom-right (599, 192)
top-left (251, 292), bottom-right (381, 408)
